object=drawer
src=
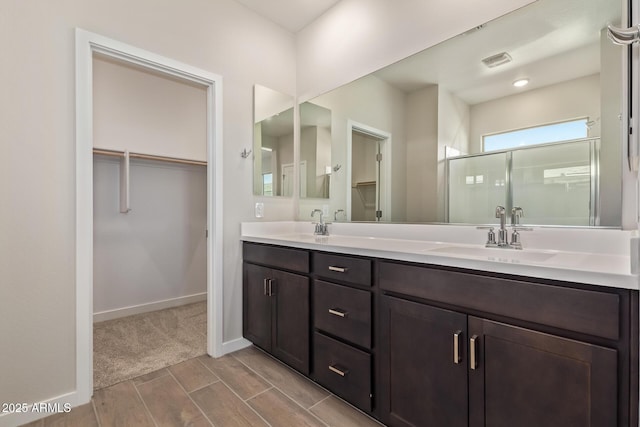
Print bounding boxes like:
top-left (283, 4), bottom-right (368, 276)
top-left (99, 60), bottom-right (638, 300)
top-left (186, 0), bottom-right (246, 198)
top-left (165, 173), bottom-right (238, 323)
top-left (243, 242), bottom-right (309, 273)
top-left (314, 280), bottom-right (371, 348)
top-left (379, 261), bottom-right (620, 340)
top-left (313, 332), bottom-right (371, 411)
top-left (313, 252), bottom-right (371, 287)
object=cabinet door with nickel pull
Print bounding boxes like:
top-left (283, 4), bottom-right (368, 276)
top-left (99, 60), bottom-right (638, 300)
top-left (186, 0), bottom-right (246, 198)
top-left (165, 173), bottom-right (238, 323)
top-left (379, 295), bottom-right (468, 427)
top-left (242, 257), bottom-right (310, 374)
top-left (467, 316), bottom-right (618, 427)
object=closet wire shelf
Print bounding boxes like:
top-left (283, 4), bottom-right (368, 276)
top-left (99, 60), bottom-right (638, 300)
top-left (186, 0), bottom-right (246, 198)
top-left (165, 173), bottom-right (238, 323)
top-left (93, 148), bottom-right (207, 166)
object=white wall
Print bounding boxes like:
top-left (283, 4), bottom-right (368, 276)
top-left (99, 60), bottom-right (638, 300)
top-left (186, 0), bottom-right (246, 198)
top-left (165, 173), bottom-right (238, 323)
top-left (0, 0), bottom-right (295, 417)
top-left (406, 86), bottom-right (439, 222)
top-left (437, 87), bottom-right (470, 222)
top-left (93, 55), bottom-right (208, 160)
top-left (93, 158), bottom-right (207, 317)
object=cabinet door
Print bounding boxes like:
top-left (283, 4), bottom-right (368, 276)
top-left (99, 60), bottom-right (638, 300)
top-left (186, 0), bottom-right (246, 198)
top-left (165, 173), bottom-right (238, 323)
top-left (271, 269), bottom-right (310, 374)
top-left (243, 263), bottom-right (272, 351)
top-left (379, 295), bottom-right (468, 427)
top-left (468, 317), bottom-right (618, 427)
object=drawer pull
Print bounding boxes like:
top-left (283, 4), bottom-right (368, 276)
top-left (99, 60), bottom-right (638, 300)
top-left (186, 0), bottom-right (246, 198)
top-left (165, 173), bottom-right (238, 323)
top-left (328, 266), bottom-right (348, 273)
top-left (470, 335), bottom-right (478, 370)
top-left (453, 330), bottom-right (462, 364)
top-left (328, 364), bottom-right (349, 377)
top-left (328, 308), bottom-right (348, 318)
top-left (263, 278), bottom-right (268, 296)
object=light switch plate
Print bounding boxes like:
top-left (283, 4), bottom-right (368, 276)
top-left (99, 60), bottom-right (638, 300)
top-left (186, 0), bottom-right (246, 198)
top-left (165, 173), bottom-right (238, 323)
top-left (255, 202), bottom-right (264, 218)
top-left (322, 204), bottom-right (329, 216)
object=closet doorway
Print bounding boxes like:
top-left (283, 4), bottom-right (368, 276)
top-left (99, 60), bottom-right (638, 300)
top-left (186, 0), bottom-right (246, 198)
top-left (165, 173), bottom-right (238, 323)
top-left (346, 121), bottom-right (392, 221)
top-left (75, 30), bottom-right (223, 402)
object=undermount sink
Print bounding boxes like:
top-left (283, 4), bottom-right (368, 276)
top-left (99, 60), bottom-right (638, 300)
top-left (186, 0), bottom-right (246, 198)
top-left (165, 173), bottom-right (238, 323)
top-left (426, 245), bottom-right (558, 263)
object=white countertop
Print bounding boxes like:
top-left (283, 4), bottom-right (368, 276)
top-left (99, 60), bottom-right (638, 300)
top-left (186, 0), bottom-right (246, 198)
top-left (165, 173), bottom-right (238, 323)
top-left (241, 221), bottom-right (640, 290)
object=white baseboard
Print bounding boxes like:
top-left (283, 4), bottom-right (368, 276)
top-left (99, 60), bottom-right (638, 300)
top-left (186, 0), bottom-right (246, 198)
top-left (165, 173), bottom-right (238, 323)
top-left (93, 293), bottom-right (207, 323)
top-left (220, 337), bottom-right (252, 355)
top-left (0, 389), bottom-right (87, 427)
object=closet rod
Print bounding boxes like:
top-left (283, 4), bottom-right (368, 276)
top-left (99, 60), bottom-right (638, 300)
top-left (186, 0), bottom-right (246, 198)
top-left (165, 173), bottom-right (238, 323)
top-left (93, 148), bottom-right (207, 166)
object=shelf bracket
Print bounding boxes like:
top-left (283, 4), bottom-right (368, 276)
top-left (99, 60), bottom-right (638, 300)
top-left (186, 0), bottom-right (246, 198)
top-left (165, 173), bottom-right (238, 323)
top-left (120, 150), bottom-right (131, 213)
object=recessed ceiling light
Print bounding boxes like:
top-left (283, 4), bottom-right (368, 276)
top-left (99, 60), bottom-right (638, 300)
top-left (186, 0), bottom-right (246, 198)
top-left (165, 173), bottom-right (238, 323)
top-left (513, 78), bottom-right (529, 87)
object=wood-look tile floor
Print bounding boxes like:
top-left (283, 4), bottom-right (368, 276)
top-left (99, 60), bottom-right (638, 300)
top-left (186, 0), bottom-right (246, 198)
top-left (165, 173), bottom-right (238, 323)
top-left (22, 346), bottom-right (383, 427)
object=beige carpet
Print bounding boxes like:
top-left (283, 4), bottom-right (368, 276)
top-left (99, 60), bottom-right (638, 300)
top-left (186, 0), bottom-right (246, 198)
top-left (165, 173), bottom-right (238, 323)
top-left (93, 301), bottom-right (207, 390)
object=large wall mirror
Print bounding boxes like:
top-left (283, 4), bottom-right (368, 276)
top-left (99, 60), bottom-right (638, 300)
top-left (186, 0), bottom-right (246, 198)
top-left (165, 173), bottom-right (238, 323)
top-left (300, 0), bottom-right (626, 227)
top-left (253, 85), bottom-right (294, 196)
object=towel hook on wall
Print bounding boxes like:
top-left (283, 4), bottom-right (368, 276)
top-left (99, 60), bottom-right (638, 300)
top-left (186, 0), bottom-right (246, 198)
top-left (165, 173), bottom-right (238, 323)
top-left (240, 148), bottom-right (252, 159)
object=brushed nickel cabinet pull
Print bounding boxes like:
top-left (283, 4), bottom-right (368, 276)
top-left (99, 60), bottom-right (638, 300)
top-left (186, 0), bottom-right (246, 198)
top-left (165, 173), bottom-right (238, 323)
top-left (453, 330), bottom-right (462, 364)
top-left (267, 279), bottom-right (274, 296)
top-left (470, 335), bottom-right (478, 370)
top-left (329, 364), bottom-right (348, 377)
top-left (328, 308), bottom-right (348, 318)
top-left (263, 278), bottom-right (268, 296)
top-left (328, 266), bottom-right (347, 273)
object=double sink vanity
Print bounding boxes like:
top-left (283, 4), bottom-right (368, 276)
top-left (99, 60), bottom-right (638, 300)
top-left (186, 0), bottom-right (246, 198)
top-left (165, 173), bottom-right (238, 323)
top-left (242, 221), bottom-right (639, 427)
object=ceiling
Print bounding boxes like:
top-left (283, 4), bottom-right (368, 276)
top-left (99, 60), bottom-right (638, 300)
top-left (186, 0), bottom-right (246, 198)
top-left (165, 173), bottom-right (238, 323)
top-left (234, 0), bottom-right (342, 33)
top-left (373, 0), bottom-right (621, 105)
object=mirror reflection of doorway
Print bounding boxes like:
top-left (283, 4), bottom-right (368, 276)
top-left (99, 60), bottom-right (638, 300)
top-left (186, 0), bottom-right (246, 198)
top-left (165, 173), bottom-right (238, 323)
top-left (351, 129), bottom-right (385, 221)
top-left (281, 161), bottom-right (306, 197)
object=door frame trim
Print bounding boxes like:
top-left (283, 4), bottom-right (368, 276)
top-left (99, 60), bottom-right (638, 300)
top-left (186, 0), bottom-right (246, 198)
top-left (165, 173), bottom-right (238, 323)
top-left (75, 28), bottom-right (224, 404)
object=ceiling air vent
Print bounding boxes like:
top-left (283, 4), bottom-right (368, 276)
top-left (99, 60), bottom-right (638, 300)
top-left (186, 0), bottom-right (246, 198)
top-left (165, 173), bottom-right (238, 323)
top-left (482, 52), bottom-right (512, 68)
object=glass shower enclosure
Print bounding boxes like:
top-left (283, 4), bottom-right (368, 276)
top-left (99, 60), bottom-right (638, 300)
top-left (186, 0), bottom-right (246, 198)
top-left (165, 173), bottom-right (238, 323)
top-left (446, 138), bottom-right (599, 226)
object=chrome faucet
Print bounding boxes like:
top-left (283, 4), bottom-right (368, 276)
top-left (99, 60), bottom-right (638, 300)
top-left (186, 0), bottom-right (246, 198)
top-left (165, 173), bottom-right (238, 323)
top-left (480, 205), bottom-right (532, 249)
top-left (495, 205), bottom-right (509, 247)
top-left (311, 209), bottom-right (330, 235)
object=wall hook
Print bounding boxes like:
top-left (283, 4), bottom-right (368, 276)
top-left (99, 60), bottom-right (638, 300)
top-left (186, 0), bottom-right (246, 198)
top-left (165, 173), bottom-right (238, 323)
top-left (240, 148), bottom-right (252, 159)
top-left (333, 164), bottom-right (342, 172)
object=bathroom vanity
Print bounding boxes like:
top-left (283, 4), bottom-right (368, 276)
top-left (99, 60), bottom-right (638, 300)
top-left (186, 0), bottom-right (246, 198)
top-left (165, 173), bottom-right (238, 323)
top-left (241, 222), bottom-right (639, 427)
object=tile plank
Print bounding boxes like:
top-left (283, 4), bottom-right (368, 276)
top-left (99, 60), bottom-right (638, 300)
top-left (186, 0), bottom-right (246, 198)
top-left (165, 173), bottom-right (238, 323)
top-left (93, 381), bottom-right (154, 427)
top-left (136, 374), bottom-right (210, 427)
top-left (198, 354), bottom-right (270, 400)
top-left (233, 346), bottom-right (329, 408)
top-left (41, 403), bottom-right (99, 427)
top-left (248, 388), bottom-right (326, 427)
top-left (310, 396), bottom-right (383, 427)
top-left (190, 382), bottom-right (268, 427)
top-left (19, 419), bottom-right (44, 427)
top-left (169, 359), bottom-right (219, 393)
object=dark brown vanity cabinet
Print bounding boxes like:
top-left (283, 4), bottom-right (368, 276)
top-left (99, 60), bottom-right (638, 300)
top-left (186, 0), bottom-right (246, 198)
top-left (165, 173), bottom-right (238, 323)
top-left (311, 252), bottom-right (374, 412)
top-left (378, 260), bottom-right (633, 427)
top-left (243, 243), bottom-right (638, 427)
top-left (243, 243), bottom-right (310, 374)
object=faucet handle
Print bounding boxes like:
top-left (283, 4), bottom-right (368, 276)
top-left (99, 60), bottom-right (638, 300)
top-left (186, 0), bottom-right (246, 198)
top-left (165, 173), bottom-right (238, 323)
top-left (511, 206), bottom-right (524, 226)
top-left (477, 226), bottom-right (497, 247)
